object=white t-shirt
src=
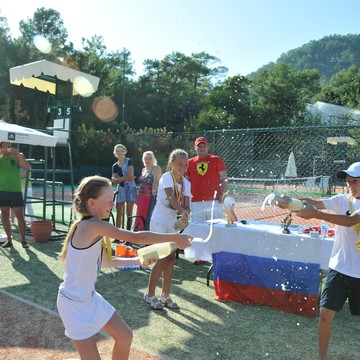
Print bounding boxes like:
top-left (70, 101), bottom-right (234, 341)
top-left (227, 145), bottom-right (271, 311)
top-left (322, 194), bottom-right (360, 278)
top-left (151, 172), bottom-right (191, 226)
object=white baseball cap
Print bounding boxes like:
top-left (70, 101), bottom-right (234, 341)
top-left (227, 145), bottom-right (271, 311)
top-left (337, 162), bottom-right (360, 179)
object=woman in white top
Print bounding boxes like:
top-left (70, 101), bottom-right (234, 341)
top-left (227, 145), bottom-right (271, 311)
top-left (144, 149), bottom-right (191, 310)
top-left (57, 175), bottom-right (192, 359)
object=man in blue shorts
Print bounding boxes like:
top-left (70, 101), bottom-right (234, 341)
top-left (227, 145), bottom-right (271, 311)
top-left (278, 162), bottom-right (360, 360)
top-left (0, 142), bottom-right (31, 248)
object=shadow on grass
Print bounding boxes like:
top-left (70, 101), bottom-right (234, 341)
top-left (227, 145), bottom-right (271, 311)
top-left (96, 256), bottom-right (360, 360)
top-left (1, 234), bottom-right (360, 360)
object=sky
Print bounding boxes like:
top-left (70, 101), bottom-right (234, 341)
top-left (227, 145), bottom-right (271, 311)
top-left (1, 0), bottom-right (360, 78)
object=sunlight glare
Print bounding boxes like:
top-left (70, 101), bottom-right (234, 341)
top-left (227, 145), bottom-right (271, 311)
top-left (33, 35), bottom-right (52, 54)
top-left (74, 76), bottom-right (94, 97)
top-left (92, 96), bottom-right (118, 122)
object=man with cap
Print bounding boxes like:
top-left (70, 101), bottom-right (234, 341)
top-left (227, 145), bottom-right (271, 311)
top-left (186, 137), bottom-right (228, 264)
top-left (277, 162), bottom-right (360, 360)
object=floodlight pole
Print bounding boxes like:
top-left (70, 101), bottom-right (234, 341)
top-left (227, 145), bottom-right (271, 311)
top-left (121, 50), bottom-right (126, 134)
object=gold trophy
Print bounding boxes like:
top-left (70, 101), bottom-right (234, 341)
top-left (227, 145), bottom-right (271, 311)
top-left (223, 196), bottom-right (237, 227)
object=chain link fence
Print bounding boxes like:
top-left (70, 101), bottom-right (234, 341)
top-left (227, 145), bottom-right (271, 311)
top-left (202, 125), bottom-right (360, 227)
top-left (25, 125), bottom-right (360, 230)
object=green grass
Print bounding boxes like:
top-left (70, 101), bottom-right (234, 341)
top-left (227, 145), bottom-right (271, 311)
top-left (1, 229), bottom-right (359, 360)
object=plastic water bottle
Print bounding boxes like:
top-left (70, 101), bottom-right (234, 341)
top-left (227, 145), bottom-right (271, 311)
top-left (137, 242), bottom-right (177, 262)
top-left (321, 221), bottom-right (329, 239)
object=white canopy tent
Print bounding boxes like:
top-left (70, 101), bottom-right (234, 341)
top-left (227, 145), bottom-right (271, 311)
top-left (0, 119), bottom-right (59, 233)
top-left (0, 119), bottom-right (57, 147)
top-left (9, 59), bottom-right (100, 96)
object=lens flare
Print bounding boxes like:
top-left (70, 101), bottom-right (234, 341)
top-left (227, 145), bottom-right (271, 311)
top-left (92, 96), bottom-right (118, 122)
top-left (73, 76), bottom-right (94, 97)
top-left (33, 35), bottom-right (52, 54)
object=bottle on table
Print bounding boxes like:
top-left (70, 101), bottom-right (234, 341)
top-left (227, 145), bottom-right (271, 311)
top-left (320, 221), bottom-right (329, 239)
top-left (137, 242), bottom-right (177, 262)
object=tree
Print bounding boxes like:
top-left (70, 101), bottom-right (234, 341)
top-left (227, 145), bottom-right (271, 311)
top-left (19, 7), bottom-right (69, 60)
top-left (133, 51), bottom-right (227, 131)
top-left (201, 75), bottom-right (253, 129)
top-left (192, 106), bottom-right (237, 130)
top-left (0, 14), bottom-right (14, 111)
top-left (275, 34), bottom-right (360, 81)
top-left (70, 39), bottom-right (136, 131)
top-left (318, 65), bottom-right (360, 109)
top-left (251, 64), bottom-right (320, 127)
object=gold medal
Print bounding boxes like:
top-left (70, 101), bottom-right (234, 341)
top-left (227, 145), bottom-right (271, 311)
top-left (356, 239), bottom-right (360, 251)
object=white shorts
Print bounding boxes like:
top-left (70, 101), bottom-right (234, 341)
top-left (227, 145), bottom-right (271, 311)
top-left (57, 290), bottom-right (115, 340)
top-left (190, 200), bottom-right (223, 222)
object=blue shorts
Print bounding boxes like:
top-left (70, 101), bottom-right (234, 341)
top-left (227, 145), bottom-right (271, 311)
top-left (320, 269), bottom-right (360, 315)
top-left (116, 183), bottom-right (137, 203)
top-left (0, 191), bottom-right (24, 208)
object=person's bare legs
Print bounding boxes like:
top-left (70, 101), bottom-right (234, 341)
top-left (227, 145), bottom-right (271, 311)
top-left (12, 206), bottom-right (27, 244)
top-left (116, 202), bottom-right (125, 228)
top-left (318, 307), bottom-right (336, 360)
top-left (147, 252), bottom-right (177, 307)
top-left (102, 311), bottom-right (133, 360)
top-left (147, 257), bottom-right (168, 297)
top-left (160, 251), bottom-right (176, 297)
top-left (72, 335), bottom-right (101, 360)
top-left (71, 312), bottom-right (132, 360)
top-left (126, 202), bottom-right (135, 230)
top-left (0, 207), bottom-right (12, 243)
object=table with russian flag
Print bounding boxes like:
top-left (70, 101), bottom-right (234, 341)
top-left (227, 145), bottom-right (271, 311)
top-left (183, 220), bottom-right (334, 317)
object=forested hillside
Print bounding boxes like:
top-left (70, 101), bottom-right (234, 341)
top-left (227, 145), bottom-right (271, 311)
top-left (258, 34), bottom-right (360, 81)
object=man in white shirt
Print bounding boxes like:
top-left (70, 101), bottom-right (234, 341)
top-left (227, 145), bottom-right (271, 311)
top-left (278, 162), bottom-right (360, 360)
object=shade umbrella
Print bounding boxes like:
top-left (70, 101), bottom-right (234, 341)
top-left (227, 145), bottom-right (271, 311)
top-left (0, 119), bottom-right (57, 147)
top-left (285, 151), bottom-right (298, 178)
top-left (326, 136), bottom-right (356, 145)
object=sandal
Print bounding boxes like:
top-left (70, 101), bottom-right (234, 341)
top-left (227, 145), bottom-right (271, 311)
top-left (2, 241), bottom-right (13, 248)
top-left (159, 295), bottom-right (180, 310)
top-left (143, 294), bottom-right (163, 310)
top-left (22, 241), bottom-right (29, 249)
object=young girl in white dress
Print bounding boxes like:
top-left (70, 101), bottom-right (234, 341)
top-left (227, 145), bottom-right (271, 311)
top-left (57, 175), bottom-right (192, 359)
top-left (144, 149), bottom-right (191, 310)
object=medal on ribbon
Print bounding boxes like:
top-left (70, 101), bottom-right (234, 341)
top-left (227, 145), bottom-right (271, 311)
top-left (349, 197), bottom-right (360, 251)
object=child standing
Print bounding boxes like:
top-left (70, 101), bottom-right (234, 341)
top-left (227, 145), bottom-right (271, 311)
top-left (134, 151), bottom-right (162, 231)
top-left (57, 175), bottom-right (192, 359)
top-left (144, 149), bottom-right (191, 310)
top-left (111, 144), bottom-right (137, 230)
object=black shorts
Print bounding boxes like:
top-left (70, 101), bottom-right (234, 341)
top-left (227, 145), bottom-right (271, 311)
top-left (320, 269), bottom-right (360, 315)
top-left (0, 191), bottom-right (24, 208)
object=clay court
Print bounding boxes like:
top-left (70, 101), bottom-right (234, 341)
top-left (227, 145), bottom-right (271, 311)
top-left (0, 290), bottom-right (163, 360)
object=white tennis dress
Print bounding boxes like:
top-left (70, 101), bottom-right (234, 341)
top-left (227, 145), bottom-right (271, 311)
top-left (57, 233), bottom-right (115, 340)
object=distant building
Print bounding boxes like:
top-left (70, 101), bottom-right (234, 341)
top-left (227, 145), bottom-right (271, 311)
top-left (306, 101), bottom-right (360, 125)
